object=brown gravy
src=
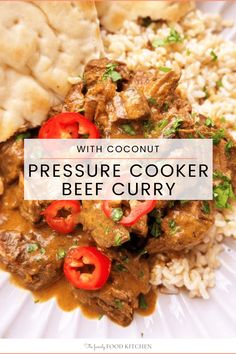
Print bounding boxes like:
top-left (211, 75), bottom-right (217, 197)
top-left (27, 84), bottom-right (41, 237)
top-left (0, 184), bottom-right (158, 323)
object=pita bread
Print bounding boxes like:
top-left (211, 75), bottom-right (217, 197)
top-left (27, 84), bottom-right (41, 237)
top-left (96, 1), bottom-right (195, 32)
top-left (0, 1), bottom-right (102, 142)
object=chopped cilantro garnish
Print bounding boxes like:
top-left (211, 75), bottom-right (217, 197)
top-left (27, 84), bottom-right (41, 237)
top-left (166, 28), bottom-right (183, 44)
top-left (148, 97), bottom-right (157, 105)
top-left (203, 86), bottom-right (210, 99)
top-left (157, 118), bottom-right (169, 130)
top-left (211, 129), bottom-right (225, 145)
top-left (168, 219), bottom-right (180, 235)
top-left (111, 208), bottom-right (123, 222)
top-left (201, 201), bottom-right (210, 214)
top-left (150, 209), bottom-right (162, 238)
top-left (143, 120), bottom-right (153, 133)
top-left (152, 28), bottom-right (183, 49)
top-left (77, 108), bottom-right (85, 113)
top-left (114, 234), bottom-right (122, 247)
top-left (40, 248), bottom-right (46, 255)
top-left (114, 263), bottom-right (127, 272)
top-left (220, 116), bottom-right (226, 123)
top-left (102, 63), bottom-right (122, 82)
top-left (196, 130), bottom-right (205, 139)
top-left (139, 249), bottom-right (148, 256)
top-left (186, 49), bottom-right (191, 56)
top-left (205, 117), bottom-right (214, 127)
top-left (16, 132), bottom-right (31, 141)
top-left (121, 124), bottom-right (136, 136)
top-left (213, 181), bottom-right (235, 208)
top-left (162, 102), bottom-right (169, 112)
top-left (213, 170), bottom-right (230, 182)
top-left (27, 243), bottom-right (39, 253)
top-left (152, 38), bottom-right (166, 48)
top-left (159, 66), bottom-right (172, 73)
top-left (114, 299), bottom-right (123, 309)
top-left (213, 171), bottom-right (235, 208)
top-left (163, 118), bottom-right (182, 137)
top-left (180, 200), bottom-right (188, 205)
top-left (210, 50), bottom-right (218, 61)
top-left (139, 294), bottom-right (148, 310)
top-left (216, 80), bottom-right (223, 88)
top-left (57, 249), bottom-right (66, 260)
top-left (151, 222), bottom-right (162, 238)
top-left (225, 140), bottom-right (233, 158)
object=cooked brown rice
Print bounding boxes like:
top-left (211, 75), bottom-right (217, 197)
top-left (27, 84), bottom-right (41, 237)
top-left (102, 8), bottom-right (236, 299)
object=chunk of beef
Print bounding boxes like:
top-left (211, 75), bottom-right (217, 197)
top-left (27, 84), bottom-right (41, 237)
top-left (0, 229), bottom-right (77, 290)
top-left (84, 58), bottom-right (130, 87)
top-left (130, 69), bottom-right (180, 107)
top-left (107, 87), bottom-right (150, 123)
top-left (73, 249), bottom-right (150, 326)
top-left (0, 138), bottom-right (23, 184)
top-left (146, 201), bottom-right (214, 253)
top-left (78, 201), bottom-right (130, 248)
top-left (17, 172), bottom-right (50, 223)
top-left (63, 82), bottom-right (85, 113)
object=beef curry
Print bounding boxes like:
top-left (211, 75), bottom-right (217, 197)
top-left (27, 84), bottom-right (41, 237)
top-left (0, 58), bottom-right (236, 326)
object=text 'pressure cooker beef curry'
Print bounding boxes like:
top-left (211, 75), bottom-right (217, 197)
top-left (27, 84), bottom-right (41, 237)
top-left (0, 58), bottom-right (236, 326)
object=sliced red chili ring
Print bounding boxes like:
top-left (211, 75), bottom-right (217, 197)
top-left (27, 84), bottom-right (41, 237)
top-left (64, 246), bottom-right (111, 290)
top-left (42, 200), bottom-right (81, 234)
top-left (102, 200), bottom-right (156, 227)
top-left (38, 112), bottom-right (100, 139)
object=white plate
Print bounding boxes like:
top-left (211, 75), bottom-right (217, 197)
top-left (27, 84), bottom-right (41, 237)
top-left (1, 1), bottom-right (236, 339)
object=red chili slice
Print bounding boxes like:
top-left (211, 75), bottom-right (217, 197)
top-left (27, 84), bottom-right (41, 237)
top-left (42, 200), bottom-right (81, 234)
top-left (102, 200), bottom-right (156, 227)
top-left (64, 246), bottom-right (111, 290)
top-left (38, 112), bottom-right (100, 139)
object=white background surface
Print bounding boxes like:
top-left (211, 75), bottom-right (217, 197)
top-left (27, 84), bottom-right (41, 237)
top-left (0, 1), bottom-right (236, 341)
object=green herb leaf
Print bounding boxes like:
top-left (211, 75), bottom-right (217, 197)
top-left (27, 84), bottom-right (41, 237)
top-left (168, 219), bottom-right (180, 235)
top-left (57, 249), bottom-right (67, 260)
top-left (211, 129), bottom-right (225, 145)
top-left (166, 28), bottom-right (183, 44)
top-left (163, 118), bottom-right (182, 137)
top-left (205, 117), bottom-right (214, 127)
top-left (213, 181), bottom-right (235, 208)
top-left (111, 208), bottom-right (123, 222)
top-left (196, 130), bottom-right (205, 139)
top-left (210, 50), bottom-right (218, 61)
top-left (162, 102), bottom-right (169, 112)
top-left (151, 222), bottom-right (162, 238)
top-left (148, 97), bottom-right (157, 105)
top-left (40, 248), bottom-right (46, 255)
top-left (114, 234), bottom-right (122, 247)
top-left (114, 299), bottom-right (123, 309)
top-left (139, 294), bottom-right (148, 310)
top-left (203, 86), bottom-right (210, 99)
top-left (201, 201), bottom-right (210, 214)
top-left (152, 28), bottom-right (183, 49)
top-left (216, 80), bottom-right (223, 88)
top-left (114, 263), bottom-right (127, 272)
top-left (159, 66), bottom-right (172, 73)
top-left (102, 63), bottom-right (122, 82)
top-left (27, 243), bottom-right (39, 253)
top-left (152, 38), bottom-right (166, 48)
top-left (16, 132), bottom-right (31, 141)
top-left (157, 118), bottom-right (169, 130)
top-left (225, 140), bottom-right (233, 158)
top-left (121, 124), bottom-right (136, 136)
top-left (213, 170), bottom-right (230, 182)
